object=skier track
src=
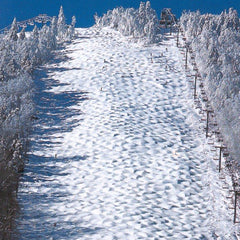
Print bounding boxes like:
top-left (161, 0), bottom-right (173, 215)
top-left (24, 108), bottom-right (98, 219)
top-left (15, 27), bottom-right (235, 239)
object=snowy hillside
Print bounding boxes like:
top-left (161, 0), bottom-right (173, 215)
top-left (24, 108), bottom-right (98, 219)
top-left (0, 2), bottom-right (239, 239)
top-left (13, 24), bottom-right (240, 239)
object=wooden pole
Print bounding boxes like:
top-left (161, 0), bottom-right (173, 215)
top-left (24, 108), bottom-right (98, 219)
top-left (219, 147), bottom-right (222, 172)
top-left (215, 146), bottom-right (226, 172)
top-left (194, 73), bottom-right (197, 99)
top-left (204, 110), bottom-right (213, 138)
top-left (177, 28), bottom-right (179, 47)
top-left (206, 110), bottom-right (209, 138)
top-left (234, 191), bottom-right (239, 223)
top-left (185, 46), bottom-right (188, 69)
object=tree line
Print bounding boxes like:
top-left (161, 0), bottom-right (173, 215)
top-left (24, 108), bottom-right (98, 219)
top-left (180, 9), bottom-right (240, 162)
top-left (95, 1), bottom-right (161, 44)
top-left (0, 6), bottom-right (76, 190)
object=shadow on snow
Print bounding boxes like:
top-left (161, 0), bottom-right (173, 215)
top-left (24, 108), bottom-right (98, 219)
top-left (13, 51), bottom-right (104, 239)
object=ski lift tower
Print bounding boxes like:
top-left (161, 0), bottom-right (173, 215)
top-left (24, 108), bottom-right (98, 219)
top-left (160, 8), bottom-right (177, 28)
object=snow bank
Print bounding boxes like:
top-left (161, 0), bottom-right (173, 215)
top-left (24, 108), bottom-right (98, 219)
top-left (95, 1), bottom-right (161, 43)
top-left (180, 9), bottom-right (240, 162)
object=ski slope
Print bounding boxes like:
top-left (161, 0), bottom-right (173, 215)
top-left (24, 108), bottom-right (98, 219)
top-left (15, 27), bottom-right (239, 239)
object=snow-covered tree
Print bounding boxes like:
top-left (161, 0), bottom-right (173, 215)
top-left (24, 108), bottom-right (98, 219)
top-left (180, 9), bottom-right (240, 161)
top-left (33, 24), bottom-right (39, 37)
top-left (51, 16), bottom-right (58, 36)
top-left (66, 16), bottom-right (77, 40)
top-left (0, 10), bottom-right (77, 190)
top-left (19, 27), bottom-right (26, 40)
top-left (71, 16), bottom-right (76, 27)
top-left (57, 6), bottom-right (67, 41)
top-left (95, 1), bottom-right (161, 43)
top-left (8, 18), bottom-right (18, 41)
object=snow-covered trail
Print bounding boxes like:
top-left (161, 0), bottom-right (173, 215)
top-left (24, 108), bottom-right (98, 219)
top-left (15, 28), bottom-right (235, 239)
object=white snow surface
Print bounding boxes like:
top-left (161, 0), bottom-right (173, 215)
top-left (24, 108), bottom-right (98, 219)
top-left (16, 27), bottom-right (239, 239)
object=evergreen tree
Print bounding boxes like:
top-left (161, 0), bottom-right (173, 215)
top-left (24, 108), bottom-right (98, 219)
top-left (8, 18), bottom-right (18, 41)
top-left (32, 25), bottom-right (39, 39)
top-left (95, 1), bottom-right (160, 43)
top-left (51, 16), bottom-right (58, 37)
top-left (50, 16), bottom-right (58, 49)
top-left (71, 16), bottom-right (76, 27)
top-left (19, 27), bottom-right (26, 40)
top-left (66, 16), bottom-right (77, 40)
top-left (57, 6), bottom-right (67, 41)
top-left (30, 25), bottom-right (41, 66)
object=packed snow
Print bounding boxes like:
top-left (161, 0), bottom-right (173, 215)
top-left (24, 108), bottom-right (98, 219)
top-left (13, 26), bottom-right (240, 239)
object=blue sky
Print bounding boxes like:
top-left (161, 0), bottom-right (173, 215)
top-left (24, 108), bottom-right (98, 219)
top-left (0, 0), bottom-right (240, 29)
